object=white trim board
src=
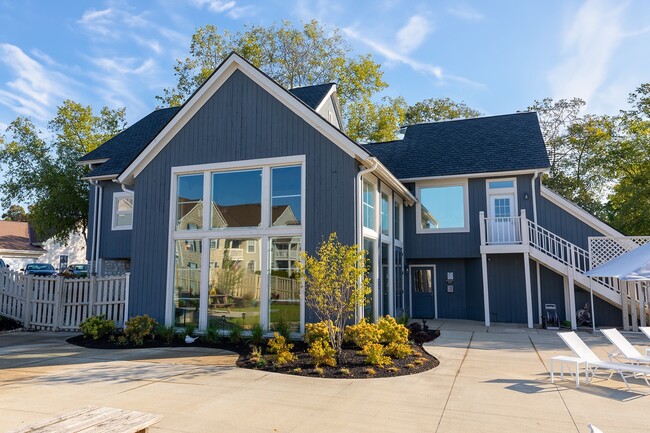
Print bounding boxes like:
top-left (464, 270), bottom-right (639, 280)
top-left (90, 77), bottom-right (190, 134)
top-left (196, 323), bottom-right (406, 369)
top-left (539, 185), bottom-right (623, 238)
top-left (118, 53), bottom-right (371, 184)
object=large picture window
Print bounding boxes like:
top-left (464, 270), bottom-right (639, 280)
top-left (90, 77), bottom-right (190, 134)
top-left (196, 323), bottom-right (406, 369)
top-left (362, 179), bottom-right (375, 230)
top-left (168, 157), bottom-right (304, 332)
top-left (417, 181), bottom-right (469, 233)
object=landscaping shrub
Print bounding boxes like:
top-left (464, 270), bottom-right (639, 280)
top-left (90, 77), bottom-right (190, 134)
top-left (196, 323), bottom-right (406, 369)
top-left (384, 342), bottom-right (412, 359)
top-left (155, 324), bottom-right (177, 344)
top-left (377, 315), bottom-right (409, 345)
top-left (204, 325), bottom-right (220, 344)
top-left (307, 339), bottom-right (337, 367)
top-left (363, 343), bottom-right (391, 367)
top-left (79, 315), bottom-right (115, 341)
top-left (229, 325), bottom-right (243, 343)
top-left (396, 313), bottom-right (410, 327)
top-left (124, 314), bottom-right (158, 346)
top-left (249, 323), bottom-right (264, 345)
top-left (267, 332), bottom-right (296, 366)
top-left (184, 323), bottom-right (196, 337)
top-left (344, 319), bottom-right (381, 348)
top-left (273, 317), bottom-right (291, 341)
top-left (304, 320), bottom-right (336, 345)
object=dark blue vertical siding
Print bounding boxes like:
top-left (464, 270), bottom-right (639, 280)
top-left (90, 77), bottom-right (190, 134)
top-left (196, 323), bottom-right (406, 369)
top-left (129, 70), bottom-right (359, 321)
top-left (86, 180), bottom-right (132, 261)
top-left (487, 254), bottom-right (528, 323)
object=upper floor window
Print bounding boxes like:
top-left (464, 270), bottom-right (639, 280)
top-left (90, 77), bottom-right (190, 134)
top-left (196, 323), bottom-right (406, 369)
top-left (363, 179), bottom-right (375, 230)
top-left (212, 169), bottom-right (262, 229)
top-left (381, 192), bottom-right (390, 236)
top-left (112, 192), bottom-right (133, 230)
top-left (417, 181), bottom-right (469, 233)
top-left (394, 198), bottom-right (402, 242)
top-left (271, 166), bottom-right (302, 226)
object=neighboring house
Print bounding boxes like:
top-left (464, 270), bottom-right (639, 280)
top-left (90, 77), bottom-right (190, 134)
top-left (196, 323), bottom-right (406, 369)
top-left (79, 52), bottom-right (628, 333)
top-left (0, 221), bottom-right (86, 270)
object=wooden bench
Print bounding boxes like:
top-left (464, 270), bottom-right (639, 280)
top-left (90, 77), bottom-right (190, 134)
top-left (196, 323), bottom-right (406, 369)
top-left (10, 406), bottom-right (161, 433)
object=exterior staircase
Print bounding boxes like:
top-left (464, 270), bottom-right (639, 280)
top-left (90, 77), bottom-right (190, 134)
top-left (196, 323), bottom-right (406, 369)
top-left (480, 210), bottom-right (648, 330)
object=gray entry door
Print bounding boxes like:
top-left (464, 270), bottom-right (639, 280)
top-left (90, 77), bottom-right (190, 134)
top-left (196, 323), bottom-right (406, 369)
top-left (411, 266), bottom-right (436, 318)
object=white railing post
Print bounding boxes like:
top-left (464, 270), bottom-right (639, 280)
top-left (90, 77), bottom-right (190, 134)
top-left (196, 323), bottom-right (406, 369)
top-left (520, 209), bottom-right (528, 246)
top-left (23, 274), bottom-right (33, 329)
top-left (479, 211), bottom-right (486, 245)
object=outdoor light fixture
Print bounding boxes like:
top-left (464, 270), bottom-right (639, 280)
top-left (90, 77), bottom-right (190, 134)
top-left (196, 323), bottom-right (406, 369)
top-left (524, 192), bottom-right (529, 200)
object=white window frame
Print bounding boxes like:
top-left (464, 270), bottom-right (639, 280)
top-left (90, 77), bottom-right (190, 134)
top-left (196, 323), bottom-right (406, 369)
top-left (394, 196), bottom-right (404, 247)
top-left (165, 155), bottom-right (306, 333)
top-left (485, 177), bottom-right (518, 217)
top-left (247, 239), bottom-right (256, 253)
top-left (361, 174), bottom-right (380, 321)
top-left (111, 191), bottom-right (134, 231)
top-left (416, 178), bottom-right (470, 234)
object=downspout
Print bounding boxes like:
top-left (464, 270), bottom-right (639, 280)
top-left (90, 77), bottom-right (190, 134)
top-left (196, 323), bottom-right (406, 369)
top-left (89, 179), bottom-right (99, 275)
top-left (531, 171), bottom-right (540, 224)
top-left (94, 182), bottom-right (104, 276)
top-left (356, 159), bottom-right (379, 321)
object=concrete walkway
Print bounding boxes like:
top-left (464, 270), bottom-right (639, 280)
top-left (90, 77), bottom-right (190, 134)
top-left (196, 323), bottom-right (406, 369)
top-left (1, 322), bottom-right (649, 432)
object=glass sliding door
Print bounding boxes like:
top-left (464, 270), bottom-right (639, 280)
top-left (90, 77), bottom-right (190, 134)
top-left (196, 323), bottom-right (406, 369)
top-left (173, 239), bottom-right (202, 327)
top-left (394, 247), bottom-right (404, 315)
top-left (363, 237), bottom-right (375, 321)
top-left (381, 243), bottom-right (390, 317)
top-left (269, 237), bottom-right (301, 332)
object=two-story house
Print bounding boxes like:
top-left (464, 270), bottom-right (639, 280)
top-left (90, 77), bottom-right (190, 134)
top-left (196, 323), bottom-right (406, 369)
top-left (80, 52), bottom-right (627, 333)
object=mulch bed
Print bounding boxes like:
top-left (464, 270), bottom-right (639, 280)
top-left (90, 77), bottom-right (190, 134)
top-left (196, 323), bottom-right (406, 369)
top-left (67, 334), bottom-right (439, 379)
top-left (0, 316), bottom-right (23, 333)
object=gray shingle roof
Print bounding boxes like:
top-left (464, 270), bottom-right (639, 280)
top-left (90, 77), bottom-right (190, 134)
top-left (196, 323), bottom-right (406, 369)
top-left (82, 107), bottom-right (181, 178)
top-left (288, 83), bottom-right (334, 109)
top-left (363, 112), bottom-right (550, 179)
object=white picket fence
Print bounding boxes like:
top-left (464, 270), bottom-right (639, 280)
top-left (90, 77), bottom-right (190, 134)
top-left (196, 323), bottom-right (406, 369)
top-left (0, 268), bottom-right (129, 331)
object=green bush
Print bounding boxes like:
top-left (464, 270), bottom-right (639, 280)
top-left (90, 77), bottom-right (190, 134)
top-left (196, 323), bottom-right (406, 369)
top-left (79, 315), bottom-right (115, 340)
top-left (377, 315), bottom-right (409, 345)
top-left (184, 322), bottom-right (196, 337)
top-left (273, 317), bottom-right (291, 341)
top-left (249, 323), bottom-right (264, 345)
top-left (267, 332), bottom-right (296, 366)
top-left (155, 324), bottom-right (177, 344)
top-left (344, 319), bottom-right (381, 348)
top-left (229, 325), bottom-right (242, 343)
top-left (307, 339), bottom-right (337, 367)
top-left (204, 325), bottom-right (220, 344)
top-left (124, 314), bottom-right (158, 346)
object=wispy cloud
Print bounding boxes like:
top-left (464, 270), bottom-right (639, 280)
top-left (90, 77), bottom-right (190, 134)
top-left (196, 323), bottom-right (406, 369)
top-left (0, 44), bottom-right (76, 120)
top-left (87, 56), bottom-right (157, 112)
top-left (548, 0), bottom-right (625, 111)
top-left (396, 15), bottom-right (433, 54)
top-left (187, 0), bottom-right (256, 19)
top-left (448, 4), bottom-right (484, 21)
top-left (342, 26), bottom-right (481, 87)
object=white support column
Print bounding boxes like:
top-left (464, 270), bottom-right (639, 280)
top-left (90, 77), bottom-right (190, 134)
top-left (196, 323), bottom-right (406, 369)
top-left (563, 275), bottom-right (571, 322)
top-left (620, 279), bottom-right (630, 331)
top-left (523, 252), bottom-right (533, 328)
top-left (628, 281), bottom-right (638, 332)
top-left (567, 268), bottom-right (577, 330)
top-left (639, 282), bottom-right (647, 328)
top-left (481, 253), bottom-right (490, 327)
top-left (536, 262), bottom-right (542, 325)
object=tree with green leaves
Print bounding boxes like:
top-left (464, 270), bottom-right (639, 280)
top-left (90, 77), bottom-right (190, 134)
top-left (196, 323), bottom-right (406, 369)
top-left (605, 84), bottom-right (650, 234)
top-left (2, 204), bottom-right (28, 222)
top-left (297, 233), bottom-right (370, 357)
top-left (403, 97), bottom-right (481, 125)
top-left (157, 20), bottom-right (388, 142)
top-left (0, 100), bottom-right (126, 242)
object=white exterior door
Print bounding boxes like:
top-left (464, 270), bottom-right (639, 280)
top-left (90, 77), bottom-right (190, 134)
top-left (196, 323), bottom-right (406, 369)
top-left (488, 193), bottom-right (518, 243)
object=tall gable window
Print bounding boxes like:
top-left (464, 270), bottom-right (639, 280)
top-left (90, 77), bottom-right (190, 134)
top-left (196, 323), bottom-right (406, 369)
top-left (169, 156), bottom-right (305, 334)
top-left (416, 180), bottom-right (469, 233)
top-left (112, 192), bottom-right (133, 230)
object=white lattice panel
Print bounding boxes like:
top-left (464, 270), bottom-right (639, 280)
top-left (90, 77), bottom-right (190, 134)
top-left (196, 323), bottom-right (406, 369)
top-left (588, 236), bottom-right (650, 268)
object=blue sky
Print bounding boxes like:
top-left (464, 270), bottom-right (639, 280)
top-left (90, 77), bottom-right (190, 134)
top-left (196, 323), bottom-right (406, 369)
top-left (0, 0), bottom-right (649, 131)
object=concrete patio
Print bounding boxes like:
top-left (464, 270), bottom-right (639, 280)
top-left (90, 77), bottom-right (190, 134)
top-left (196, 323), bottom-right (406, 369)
top-left (1, 321), bottom-right (649, 432)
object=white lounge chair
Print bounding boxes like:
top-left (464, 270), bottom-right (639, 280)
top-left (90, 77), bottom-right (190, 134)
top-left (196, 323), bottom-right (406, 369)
top-left (588, 424), bottom-right (603, 433)
top-left (640, 327), bottom-right (650, 341)
top-left (557, 331), bottom-right (650, 392)
top-left (601, 328), bottom-right (650, 363)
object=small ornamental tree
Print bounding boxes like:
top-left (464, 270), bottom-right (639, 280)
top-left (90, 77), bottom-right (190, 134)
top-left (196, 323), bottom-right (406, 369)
top-left (297, 233), bottom-right (371, 357)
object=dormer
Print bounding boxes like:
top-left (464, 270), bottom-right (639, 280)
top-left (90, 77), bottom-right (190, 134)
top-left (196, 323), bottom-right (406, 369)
top-left (288, 83), bottom-right (344, 131)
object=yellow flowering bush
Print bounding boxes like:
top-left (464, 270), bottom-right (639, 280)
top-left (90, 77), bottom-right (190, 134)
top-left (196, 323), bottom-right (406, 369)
top-left (307, 339), bottom-right (337, 367)
top-left (267, 332), bottom-right (296, 366)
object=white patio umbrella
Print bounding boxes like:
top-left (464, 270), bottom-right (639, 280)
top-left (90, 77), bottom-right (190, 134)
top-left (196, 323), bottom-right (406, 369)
top-left (584, 243), bottom-right (650, 331)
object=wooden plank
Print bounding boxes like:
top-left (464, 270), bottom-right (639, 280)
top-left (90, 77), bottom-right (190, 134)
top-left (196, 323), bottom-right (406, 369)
top-left (8, 406), bottom-right (161, 433)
